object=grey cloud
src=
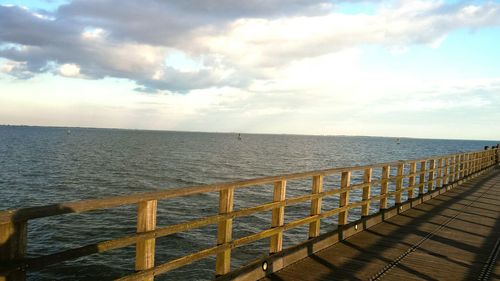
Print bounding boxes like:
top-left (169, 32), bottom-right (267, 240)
top-left (1, 1), bottom-right (328, 92)
top-left (1, 1), bottom-right (500, 93)
top-left (56, 0), bottom-right (332, 46)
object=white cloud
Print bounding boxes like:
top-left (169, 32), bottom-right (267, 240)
top-left (81, 27), bottom-right (106, 40)
top-left (59, 63), bottom-right (81, 77)
top-left (1, 1), bottom-right (500, 92)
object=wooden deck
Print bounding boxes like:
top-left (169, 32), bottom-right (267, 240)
top-left (260, 168), bottom-right (500, 281)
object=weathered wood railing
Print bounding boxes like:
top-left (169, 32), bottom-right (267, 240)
top-left (1, 147), bottom-right (499, 281)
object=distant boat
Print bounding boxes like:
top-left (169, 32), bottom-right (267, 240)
top-left (396, 138), bottom-right (400, 144)
top-left (67, 129), bottom-right (71, 135)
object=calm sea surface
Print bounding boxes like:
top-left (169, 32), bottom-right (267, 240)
top-left (0, 126), bottom-right (497, 280)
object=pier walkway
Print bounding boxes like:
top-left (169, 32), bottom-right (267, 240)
top-left (261, 168), bottom-right (500, 281)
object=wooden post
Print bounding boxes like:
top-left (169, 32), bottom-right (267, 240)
top-left (408, 162), bottom-right (417, 199)
top-left (468, 154), bottom-right (472, 175)
top-left (473, 153), bottom-right (478, 174)
top-left (454, 155), bottom-right (460, 182)
top-left (216, 188), bottom-right (234, 275)
top-left (136, 200), bottom-right (157, 280)
top-left (462, 154), bottom-right (467, 177)
top-left (472, 152), bottom-right (476, 173)
top-left (380, 166), bottom-right (390, 209)
top-left (308, 175), bottom-right (323, 239)
top-left (339, 171), bottom-right (351, 225)
top-left (460, 154), bottom-right (465, 179)
top-left (395, 163), bottom-right (404, 204)
top-left (419, 161), bottom-right (426, 195)
top-left (437, 158), bottom-right (443, 188)
top-left (443, 158), bottom-right (449, 185)
top-left (361, 168), bottom-right (372, 216)
top-left (475, 152), bottom-right (481, 173)
top-left (479, 152), bottom-right (482, 171)
top-left (467, 153), bottom-right (471, 174)
top-left (270, 180), bottom-right (286, 254)
top-left (427, 159), bottom-right (435, 191)
top-left (0, 221), bottom-right (27, 281)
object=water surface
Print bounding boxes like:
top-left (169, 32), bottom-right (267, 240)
top-left (0, 126), bottom-right (497, 280)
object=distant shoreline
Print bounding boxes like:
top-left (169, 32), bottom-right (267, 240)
top-left (1, 124), bottom-right (499, 142)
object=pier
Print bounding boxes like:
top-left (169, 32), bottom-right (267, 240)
top-left (1, 147), bottom-right (499, 281)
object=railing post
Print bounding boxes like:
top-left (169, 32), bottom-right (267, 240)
top-left (339, 171), bottom-right (351, 225)
top-left (419, 161), bottom-right (426, 195)
top-left (470, 153), bottom-right (474, 175)
top-left (471, 153), bottom-right (476, 175)
top-left (466, 153), bottom-right (471, 176)
top-left (480, 151), bottom-right (484, 170)
top-left (437, 158), bottom-right (443, 188)
top-left (308, 175), bottom-right (323, 239)
top-left (454, 155), bottom-right (460, 182)
top-left (464, 153), bottom-right (469, 178)
top-left (270, 180), bottom-right (286, 254)
top-left (460, 154), bottom-right (465, 179)
top-left (475, 152), bottom-right (479, 174)
top-left (395, 163), bottom-right (404, 204)
top-left (408, 162), bottom-right (417, 199)
top-left (483, 151), bottom-right (488, 169)
top-left (216, 188), bottom-right (234, 276)
top-left (380, 166), bottom-right (390, 209)
top-left (427, 159), bottom-right (435, 192)
top-left (0, 221), bottom-right (27, 281)
top-left (136, 200), bottom-right (157, 280)
top-left (362, 168), bottom-right (372, 216)
top-left (443, 158), bottom-right (449, 186)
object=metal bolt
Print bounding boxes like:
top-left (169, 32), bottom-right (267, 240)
top-left (262, 261), bottom-right (268, 271)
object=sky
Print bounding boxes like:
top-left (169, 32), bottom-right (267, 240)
top-left (0, 0), bottom-right (500, 140)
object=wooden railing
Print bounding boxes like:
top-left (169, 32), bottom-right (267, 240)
top-left (1, 147), bottom-right (499, 281)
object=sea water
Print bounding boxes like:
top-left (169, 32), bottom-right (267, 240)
top-left (0, 126), bottom-right (496, 280)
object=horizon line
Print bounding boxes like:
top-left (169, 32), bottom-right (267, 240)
top-left (1, 123), bottom-right (499, 143)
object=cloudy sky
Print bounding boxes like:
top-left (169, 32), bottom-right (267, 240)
top-left (1, 0), bottom-right (499, 140)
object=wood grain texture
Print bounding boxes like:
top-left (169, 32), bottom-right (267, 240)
top-left (380, 166), bottom-right (390, 210)
top-left (270, 180), bottom-right (286, 254)
top-left (362, 168), bottom-right (373, 216)
top-left (308, 175), bottom-right (323, 239)
top-left (216, 187), bottom-right (234, 276)
top-left (339, 171), bottom-right (351, 225)
top-left (395, 163), bottom-right (404, 204)
top-left (0, 221), bottom-right (26, 281)
top-left (135, 200), bottom-right (157, 280)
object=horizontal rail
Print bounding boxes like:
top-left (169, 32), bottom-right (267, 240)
top-left (0, 150), bottom-right (487, 224)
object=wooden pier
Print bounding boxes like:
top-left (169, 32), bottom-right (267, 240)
top-left (1, 147), bottom-right (499, 281)
top-left (259, 166), bottom-right (500, 281)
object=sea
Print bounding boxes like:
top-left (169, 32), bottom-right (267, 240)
top-left (0, 126), bottom-right (497, 280)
